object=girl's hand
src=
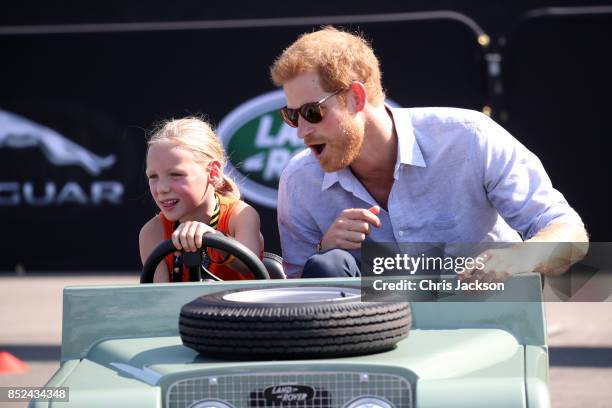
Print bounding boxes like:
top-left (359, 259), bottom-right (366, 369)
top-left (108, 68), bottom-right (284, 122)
top-left (171, 221), bottom-right (219, 252)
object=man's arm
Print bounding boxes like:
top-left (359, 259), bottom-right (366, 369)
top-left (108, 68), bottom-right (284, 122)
top-left (460, 221), bottom-right (588, 283)
top-left (461, 114), bottom-right (589, 282)
top-left (523, 221), bottom-right (589, 276)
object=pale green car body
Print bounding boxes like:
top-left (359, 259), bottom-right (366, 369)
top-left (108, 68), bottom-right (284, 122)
top-left (32, 275), bottom-right (550, 408)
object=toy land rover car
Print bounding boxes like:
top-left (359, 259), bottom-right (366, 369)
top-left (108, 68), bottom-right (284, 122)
top-left (32, 235), bottom-right (550, 408)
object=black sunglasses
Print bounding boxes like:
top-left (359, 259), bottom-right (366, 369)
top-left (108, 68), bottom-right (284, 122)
top-left (279, 89), bottom-right (344, 128)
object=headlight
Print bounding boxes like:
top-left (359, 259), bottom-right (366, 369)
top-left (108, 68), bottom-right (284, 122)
top-left (345, 396), bottom-right (394, 408)
top-left (189, 400), bottom-right (234, 408)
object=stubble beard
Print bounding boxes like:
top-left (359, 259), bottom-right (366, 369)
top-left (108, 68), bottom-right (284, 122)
top-left (320, 113), bottom-right (364, 173)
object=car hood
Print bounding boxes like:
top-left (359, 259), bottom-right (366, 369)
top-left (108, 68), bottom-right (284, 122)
top-left (38, 328), bottom-right (530, 408)
top-left (84, 328), bottom-right (522, 382)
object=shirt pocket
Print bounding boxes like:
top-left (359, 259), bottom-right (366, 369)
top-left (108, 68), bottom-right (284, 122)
top-left (431, 214), bottom-right (461, 242)
top-left (432, 214), bottom-right (457, 229)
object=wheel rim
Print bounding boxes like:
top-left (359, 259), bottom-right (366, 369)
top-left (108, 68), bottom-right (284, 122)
top-left (222, 286), bottom-right (361, 303)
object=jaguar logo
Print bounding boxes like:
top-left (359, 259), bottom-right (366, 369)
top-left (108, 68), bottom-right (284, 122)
top-left (263, 384), bottom-right (315, 403)
top-left (0, 108), bottom-right (115, 176)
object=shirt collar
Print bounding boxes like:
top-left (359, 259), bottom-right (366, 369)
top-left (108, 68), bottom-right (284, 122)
top-left (322, 166), bottom-right (351, 191)
top-left (388, 106), bottom-right (426, 171)
top-left (321, 105), bottom-right (426, 191)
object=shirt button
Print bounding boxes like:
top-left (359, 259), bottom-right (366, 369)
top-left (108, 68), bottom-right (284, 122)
top-left (398, 230), bottom-right (404, 237)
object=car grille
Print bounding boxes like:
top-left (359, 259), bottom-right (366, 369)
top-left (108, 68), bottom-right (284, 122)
top-left (166, 371), bottom-right (412, 408)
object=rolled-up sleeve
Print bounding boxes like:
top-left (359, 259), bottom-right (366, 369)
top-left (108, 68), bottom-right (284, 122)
top-left (474, 115), bottom-right (583, 239)
top-left (277, 168), bottom-right (321, 278)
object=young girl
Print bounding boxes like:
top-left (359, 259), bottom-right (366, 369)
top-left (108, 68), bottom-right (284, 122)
top-left (139, 117), bottom-right (263, 282)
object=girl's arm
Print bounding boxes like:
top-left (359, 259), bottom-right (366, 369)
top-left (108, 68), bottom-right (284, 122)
top-left (228, 201), bottom-right (264, 273)
top-left (139, 216), bottom-right (170, 283)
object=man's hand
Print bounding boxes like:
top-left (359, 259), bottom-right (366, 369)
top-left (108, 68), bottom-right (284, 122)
top-left (320, 206), bottom-right (381, 250)
top-left (458, 245), bottom-right (540, 284)
top-left (458, 238), bottom-right (588, 284)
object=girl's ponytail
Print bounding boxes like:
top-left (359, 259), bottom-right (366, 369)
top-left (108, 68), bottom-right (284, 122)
top-left (217, 174), bottom-right (240, 199)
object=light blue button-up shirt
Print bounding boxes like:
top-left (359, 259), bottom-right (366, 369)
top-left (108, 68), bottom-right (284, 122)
top-left (277, 107), bottom-right (583, 278)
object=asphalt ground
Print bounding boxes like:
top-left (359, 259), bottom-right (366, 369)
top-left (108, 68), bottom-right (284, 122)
top-left (1, 274), bottom-right (611, 408)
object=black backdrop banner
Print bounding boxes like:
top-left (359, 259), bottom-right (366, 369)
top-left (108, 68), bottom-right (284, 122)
top-left (1, 1), bottom-right (610, 271)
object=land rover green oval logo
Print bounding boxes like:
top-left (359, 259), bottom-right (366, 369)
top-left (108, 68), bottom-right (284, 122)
top-left (217, 90), bottom-right (303, 208)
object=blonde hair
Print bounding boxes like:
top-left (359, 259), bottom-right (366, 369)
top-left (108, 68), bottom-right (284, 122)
top-left (270, 26), bottom-right (385, 105)
top-left (147, 117), bottom-right (240, 198)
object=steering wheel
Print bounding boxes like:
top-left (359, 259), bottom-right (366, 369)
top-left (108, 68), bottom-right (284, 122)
top-left (140, 234), bottom-right (270, 283)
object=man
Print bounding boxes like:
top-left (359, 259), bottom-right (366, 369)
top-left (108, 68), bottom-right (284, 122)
top-left (270, 26), bottom-right (588, 280)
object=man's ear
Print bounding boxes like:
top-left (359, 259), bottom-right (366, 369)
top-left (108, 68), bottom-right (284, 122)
top-left (348, 81), bottom-right (367, 113)
top-left (207, 160), bottom-right (223, 186)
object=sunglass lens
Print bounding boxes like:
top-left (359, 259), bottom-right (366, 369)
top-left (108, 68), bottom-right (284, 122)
top-left (280, 108), bottom-right (299, 127)
top-left (301, 103), bottom-right (323, 124)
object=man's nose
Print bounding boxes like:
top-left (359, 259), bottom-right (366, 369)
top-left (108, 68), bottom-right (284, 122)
top-left (296, 116), bottom-right (313, 139)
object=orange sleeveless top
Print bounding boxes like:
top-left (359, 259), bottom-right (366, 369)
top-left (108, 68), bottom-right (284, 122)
top-left (160, 194), bottom-right (255, 281)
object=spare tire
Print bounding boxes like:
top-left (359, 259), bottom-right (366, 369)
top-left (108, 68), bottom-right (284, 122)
top-left (179, 285), bottom-right (411, 359)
